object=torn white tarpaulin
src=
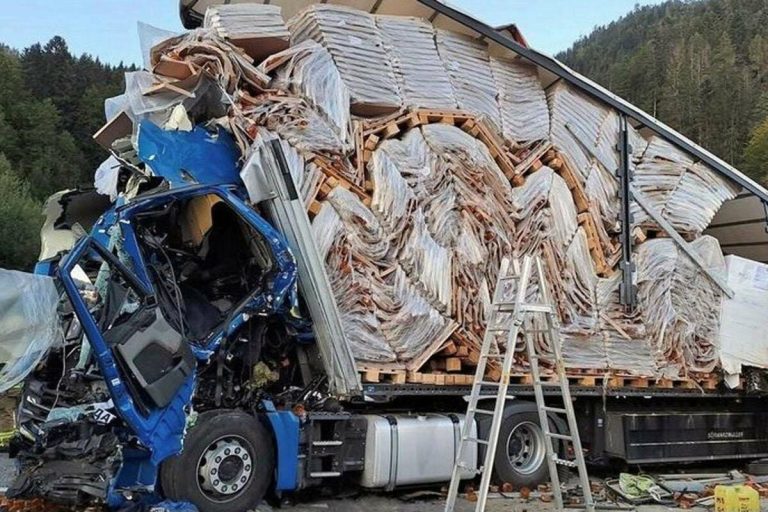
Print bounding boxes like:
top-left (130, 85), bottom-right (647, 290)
top-left (94, 156), bottom-right (121, 200)
top-left (719, 255), bottom-right (768, 387)
top-left (0, 270), bottom-right (62, 393)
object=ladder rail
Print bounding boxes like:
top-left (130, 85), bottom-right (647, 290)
top-left (445, 255), bottom-right (595, 512)
top-left (474, 256), bottom-right (533, 512)
top-left (445, 258), bottom-right (518, 512)
top-left (533, 257), bottom-right (595, 512)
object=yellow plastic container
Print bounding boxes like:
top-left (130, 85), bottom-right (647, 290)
top-left (714, 484), bottom-right (760, 512)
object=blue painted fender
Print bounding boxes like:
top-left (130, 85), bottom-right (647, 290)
top-left (261, 400), bottom-right (300, 491)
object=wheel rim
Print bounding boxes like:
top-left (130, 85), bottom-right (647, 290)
top-left (505, 421), bottom-right (546, 475)
top-left (197, 435), bottom-right (254, 502)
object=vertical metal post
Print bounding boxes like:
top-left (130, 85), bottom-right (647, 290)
top-left (617, 114), bottom-right (636, 310)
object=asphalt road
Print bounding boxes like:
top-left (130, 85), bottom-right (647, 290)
top-left (0, 453), bottom-right (761, 512)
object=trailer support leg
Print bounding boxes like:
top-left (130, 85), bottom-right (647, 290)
top-left (617, 114), bottom-right (636, 311)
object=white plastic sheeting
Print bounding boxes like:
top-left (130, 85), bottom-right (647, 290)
top-left (0, 270), bottom-right (61, 393)
top-left (204, 3), bottom-right (290, 61)
top-left (435, 30), bottom-right (501, 132)
top-left (262, 41), bottom-right (352, 150)
top-left (548, 81), bottom-right (647, 180)
top-left (636, 236), bottom-right (725, 376)
top-left (632, 137), bottom-right (741, 235)
top-left (288, 4), bottom-right (402, 113)
top-left (719, 255), bottom-right (768, 386)
top-left (490, 57), bottom-right (549, 146)
top-left (376, 15), bottom-right (457, 110)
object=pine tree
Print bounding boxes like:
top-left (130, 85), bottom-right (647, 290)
top-left (0, 154), bottom-right (41, 270)
top-left (743, 116), bottom-right (768, 182)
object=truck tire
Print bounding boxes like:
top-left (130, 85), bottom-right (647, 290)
top-left (160, 410), bottom-right (275, 512)
top-left (491, 409), bottom-right (560, 488)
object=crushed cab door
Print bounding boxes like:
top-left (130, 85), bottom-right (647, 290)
top-left (58, 232), bottom-right (195, 464)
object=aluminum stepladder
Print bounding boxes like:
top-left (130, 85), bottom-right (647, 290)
top-left (444, 255), bottom-right (595, 512)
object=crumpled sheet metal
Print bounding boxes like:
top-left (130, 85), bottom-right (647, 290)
top-left (376, 15), bottom-right (457, 110)
top-left (631, 137), bottom-right (741, 235)
top-left (287, 4), bottom-right (402, 112)
top-left (0, 270), bottom-right (62, 393)
top-left (136, 120), bottom-right (241, 187)
top-left (435, 30), bottom-right (501, 133)
top-left (490, 57), bottom-right (549, 147)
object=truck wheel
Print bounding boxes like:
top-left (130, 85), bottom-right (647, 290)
top-left (493, 411), bottom-right (551, 487)
top-left (160, 410), bottom-right (274, 512)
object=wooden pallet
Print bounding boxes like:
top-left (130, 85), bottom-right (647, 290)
top-left (578, 212), bottom-right (611, 276)
top-left (513, 140), bottom-right (553, 177)
top-left (547, 153), bottom-right (589, 213)
top-left (310, 154), bottom-right (370, 203)
top-left (358, 363), bottom-right (407, 384)
top-left (364, 366), bottom-right (723, 390)
top-left (406, 371), bottom-right (475, 385)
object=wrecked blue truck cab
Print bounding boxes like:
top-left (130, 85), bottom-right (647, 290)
top-left (9, 124), bottom-right (306, 511)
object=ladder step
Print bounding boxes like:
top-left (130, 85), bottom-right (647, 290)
top-left (521, 303), bottom-right (554, 313)
top-left (496, 303), bottom-right (553, 313)
top-left (552, 457), bottom-right (578, 468)
top-left (446, 257), bottom-right (593, 512)
top-left (456, 461), bottom-right (482, 475)
top-left (469, 408), bottom-right (495, 416)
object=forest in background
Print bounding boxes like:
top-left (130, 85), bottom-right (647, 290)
top-left (0, 37), bottom-right (132, 269)
top-left (4, 0), bottom-right (768, 270)
top-left (559, 0), bottom-right (768, 182)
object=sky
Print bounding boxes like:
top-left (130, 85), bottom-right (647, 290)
top-left (0, 0), bottom-right (666, 65)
